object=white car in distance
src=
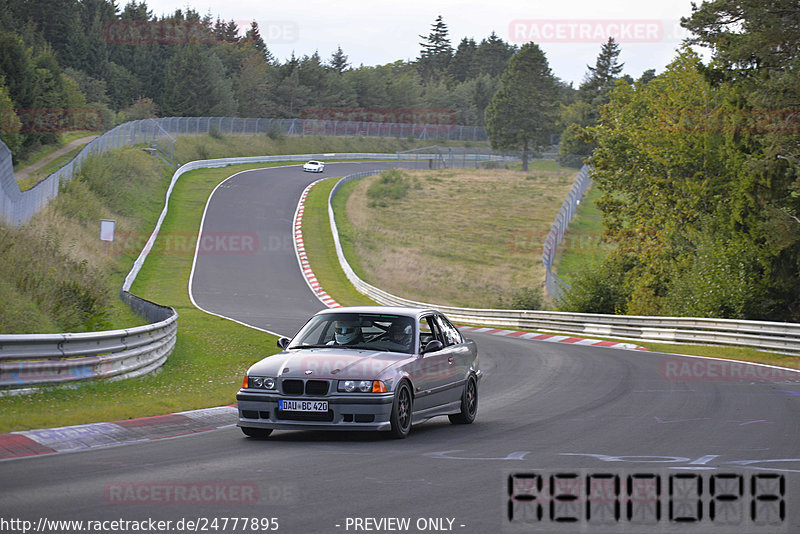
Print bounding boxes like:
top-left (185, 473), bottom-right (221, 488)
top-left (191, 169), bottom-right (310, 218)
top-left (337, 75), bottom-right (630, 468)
top-left (303, 160), bottom-right (325, 173)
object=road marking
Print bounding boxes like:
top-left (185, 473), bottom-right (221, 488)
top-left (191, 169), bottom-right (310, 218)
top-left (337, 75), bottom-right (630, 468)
top-left (424, 450), bottom-right (531, 461)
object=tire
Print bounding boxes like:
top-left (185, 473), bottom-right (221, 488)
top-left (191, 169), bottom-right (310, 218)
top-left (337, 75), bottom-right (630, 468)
top-left (389, 381), bottom-right (413, 439)
top-left (449, 375), bottom-right (477, 425)
top-left (241, 427), bottom-right (273, 439)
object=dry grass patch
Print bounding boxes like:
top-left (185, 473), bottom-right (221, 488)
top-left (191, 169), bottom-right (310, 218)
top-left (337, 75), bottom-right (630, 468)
top-left (340, 167), bottom-right (576, 308)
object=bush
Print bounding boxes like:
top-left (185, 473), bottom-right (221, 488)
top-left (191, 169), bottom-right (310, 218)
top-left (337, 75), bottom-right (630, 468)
top-left (558, 254), bottom-right (636, 314)
top-left (662, 237), bottom-right (769, 319)
top-left (366, 169), bottom-right (420, 207)
top-left (511, 286), bottom-right (543, 310)
top-left (266, 121), bottom-right (284, 141)
top-left (208, 124), bottom-right (223, 140)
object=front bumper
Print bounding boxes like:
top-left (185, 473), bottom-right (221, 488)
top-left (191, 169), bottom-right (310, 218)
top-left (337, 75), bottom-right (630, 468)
top-left (236, 390), bottom-right (394, 432)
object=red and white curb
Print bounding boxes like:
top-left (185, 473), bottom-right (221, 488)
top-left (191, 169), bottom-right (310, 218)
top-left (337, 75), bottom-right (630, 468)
top-left (456, 327), bottom-right (648, 351)
top-left (294, 179), bottom-right (341, 308)
top-left (0, 406), bottom-right (237, 461)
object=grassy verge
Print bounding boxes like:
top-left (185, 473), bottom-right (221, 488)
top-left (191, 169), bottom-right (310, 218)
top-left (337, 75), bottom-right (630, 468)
top-left (0, 162), bottom-right (297, 432)
top-left (175, 134), bottom-right (483, 165)
top-left (302, 177), bottom-right (378, 307)
top-left (16, 146), bottom-right (88, 191)
top-left (332, 166), bottom-right (576, 309)
top-left (553, 185), bottom-right (612, 284)
top-left (12, 131), bottom-right (99, 170)
top-left (459, 320), bottom-right (798, 369)
top-left (306, 170), bottom-right (797, 370)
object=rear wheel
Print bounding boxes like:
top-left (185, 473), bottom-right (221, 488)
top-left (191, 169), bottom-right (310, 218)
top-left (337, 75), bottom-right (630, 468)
top-left (389, 381), bottom-right (413, 439)
top-left (449, 375), bottom-right (477, 424)
top-left (241, 427), bottom-right (273, 439)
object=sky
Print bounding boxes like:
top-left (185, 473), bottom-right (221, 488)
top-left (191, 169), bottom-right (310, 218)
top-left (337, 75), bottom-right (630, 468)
top-left (143, 0), bottom-right (701, 86)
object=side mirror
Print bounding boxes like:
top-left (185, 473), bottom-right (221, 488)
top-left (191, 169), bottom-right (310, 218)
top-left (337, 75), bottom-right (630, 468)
top-left (277, 337), bottom-right (291, 350)
top-left (422, 340), bottom-right (444, 354)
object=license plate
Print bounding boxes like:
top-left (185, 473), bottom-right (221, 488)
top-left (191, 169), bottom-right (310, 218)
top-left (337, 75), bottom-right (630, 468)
top-left (278, 399), bottom-right (328, 412)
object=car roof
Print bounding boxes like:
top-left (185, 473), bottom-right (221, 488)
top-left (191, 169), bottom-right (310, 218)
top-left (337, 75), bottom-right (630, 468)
top-left (313, 306), bottom-right (437, 320)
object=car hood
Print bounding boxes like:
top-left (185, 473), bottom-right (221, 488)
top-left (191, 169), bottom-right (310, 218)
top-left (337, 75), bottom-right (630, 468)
top-left (247, 348), bottom-right (412, 379)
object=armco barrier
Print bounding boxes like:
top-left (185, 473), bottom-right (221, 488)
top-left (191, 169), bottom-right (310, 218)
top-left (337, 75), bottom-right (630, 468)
top-left (0, 152), bottom-right (512, 392)
top-left (0, 116), bottom-right (488, 227)
top-left (328, 171), bottom-right (800, 355)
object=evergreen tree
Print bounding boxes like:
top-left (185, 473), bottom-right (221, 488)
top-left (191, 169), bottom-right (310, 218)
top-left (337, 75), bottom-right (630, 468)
top-left (417, 15), bottom-right (453, 82)
top-left (473, 32), bottom-right (515, 78)
top-left (484, 43), bottom-right (560, 170)
top-left (161, 45), bottom-right (236, 116)
top-left (448, 37), bottom-right (477, 82)
top-left (579, 37), bottom-right (623, 105)
top-left (329, 46), bottom-right (349, 74)
top-left (243, 21), bottom-right (273, 62)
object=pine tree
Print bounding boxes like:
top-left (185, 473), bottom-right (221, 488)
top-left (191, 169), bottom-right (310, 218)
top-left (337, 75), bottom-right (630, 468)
top-left (448, 38), bottom-right (476, 82)
top-left (417, 15), bottom-right (453, 82)
top-left (484, 43), bottom-right (560, 170)
top-left (329, 46), bottom-right (349, 74)
top-left (579, 37), bottom-right (623, 104)
top-left (473, 32), bottom-right (516, 78)
top-left (244, 21), bottom-right (272, 60)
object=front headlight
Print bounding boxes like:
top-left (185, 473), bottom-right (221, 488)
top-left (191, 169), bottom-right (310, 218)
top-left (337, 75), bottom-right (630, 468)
top-left (337, 380), bottom-right (387, 393)
top-left (246, 376), bottom-right (276, 390)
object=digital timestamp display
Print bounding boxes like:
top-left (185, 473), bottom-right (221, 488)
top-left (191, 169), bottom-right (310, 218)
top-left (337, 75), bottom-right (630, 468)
top-left (504, 470), bottom-right (788, 532)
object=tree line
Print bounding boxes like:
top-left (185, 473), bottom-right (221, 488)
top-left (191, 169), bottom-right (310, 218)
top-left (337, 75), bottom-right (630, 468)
top-left (0, 3), bottom-right (539, 160)
top-left (560, 0), bottom-right (800, 321)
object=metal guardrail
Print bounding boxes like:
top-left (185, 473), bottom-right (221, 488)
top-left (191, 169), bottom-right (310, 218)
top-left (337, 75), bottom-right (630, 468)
top-left (0, 116), bottom-right (488, 227)
top-left (1, 147), bottom-right (510, 392)
top-left (328, 171), bottom-right (800, 355)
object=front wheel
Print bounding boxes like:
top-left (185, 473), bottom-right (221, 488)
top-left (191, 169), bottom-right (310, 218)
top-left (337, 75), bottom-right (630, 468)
top-left (389, 381), bottom-right (413, 439)
top-left (449, 375), bottom-right (477, 424)
top-left (241, 427), bottom-right (273, 439)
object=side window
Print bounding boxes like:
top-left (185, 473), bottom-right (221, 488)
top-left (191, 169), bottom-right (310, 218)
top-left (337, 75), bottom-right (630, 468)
top-left (418, 316), bottom-right (444, 348)
top-left (435, 315), bottom-right (462, 346)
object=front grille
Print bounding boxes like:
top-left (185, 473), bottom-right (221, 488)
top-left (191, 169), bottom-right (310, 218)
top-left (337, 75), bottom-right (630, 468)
top-left (280, 379), bottom-right (330, 396)
top-left (275, 410), bottom-right (334, 422)
top-left (282, 380), bottom-right (304, 395)
top-left (305, 380), bottom-right (329, 395)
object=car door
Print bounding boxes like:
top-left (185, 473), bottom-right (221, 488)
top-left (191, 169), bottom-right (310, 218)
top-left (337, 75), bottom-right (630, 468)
top-left (433, 313), bottom-right (472, 404)
top-left (409, 314), bottom-right (459, 411)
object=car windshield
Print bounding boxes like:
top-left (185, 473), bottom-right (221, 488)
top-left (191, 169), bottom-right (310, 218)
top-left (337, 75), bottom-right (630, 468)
top-left (289, 313), bottom-right (415, 354)
top-left (307, 161), bottom-right (318, 165)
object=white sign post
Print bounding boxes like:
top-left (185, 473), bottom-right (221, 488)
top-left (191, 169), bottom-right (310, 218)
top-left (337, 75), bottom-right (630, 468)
top-left (100, 219), bottom-right (115, 254)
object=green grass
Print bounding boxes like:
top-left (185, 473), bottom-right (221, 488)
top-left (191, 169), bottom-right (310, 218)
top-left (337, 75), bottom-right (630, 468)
top-left (313, 171), bottom-right (797, 370)
top-left (16, 146), bottom-right (87, 191)
top-left (330, 167), bottom-right (575, 308)
top-left (175, 134), bottom-right (484, 166)
top-left (302, 177), bottom-right (378, 307)
top-left (12, 131), bottom-right (99, 171)
top-left (0, 161), bottom-right (298, 432)
top-left (553, 185), bottom-right (612, 284)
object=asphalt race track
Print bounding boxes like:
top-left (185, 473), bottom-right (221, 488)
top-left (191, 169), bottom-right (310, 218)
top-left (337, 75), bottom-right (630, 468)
top-left (2, 162), bottom-right (799, 533)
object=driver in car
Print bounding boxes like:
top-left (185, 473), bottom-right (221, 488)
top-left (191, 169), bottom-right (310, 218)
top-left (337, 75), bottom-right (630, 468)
top-left (328, 320), bottom-right (364, 346)
top-left (384, 321), bottom-right (413, 352)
